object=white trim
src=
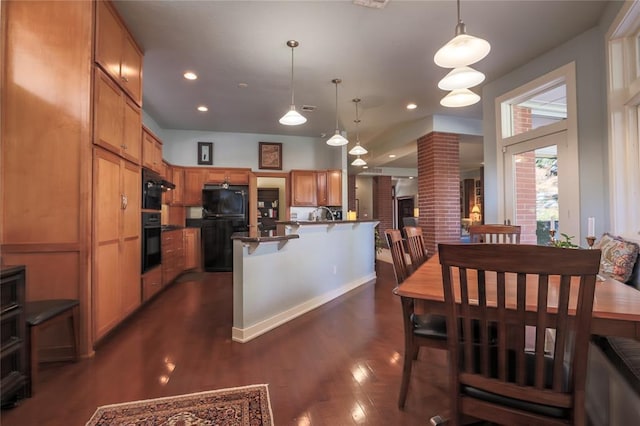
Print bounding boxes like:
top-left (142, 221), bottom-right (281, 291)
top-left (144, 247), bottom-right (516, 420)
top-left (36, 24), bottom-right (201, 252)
top-left (495, 63), bottom-right (579, 239)
top-left (232, 274), bottom-right (376, 343)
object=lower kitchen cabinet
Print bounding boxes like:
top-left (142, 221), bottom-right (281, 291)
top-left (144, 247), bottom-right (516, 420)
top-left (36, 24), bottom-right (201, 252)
top-left (141, 266), bottom-right (162, 302)
top-left (161, 229), bottom-right (183, 286)
top-left (184, 228), bottom-right (201, 271)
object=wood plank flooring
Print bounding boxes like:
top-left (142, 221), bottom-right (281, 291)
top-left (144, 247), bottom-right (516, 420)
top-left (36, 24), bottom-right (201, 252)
top-left (1, 261), bottom-right (450, 425)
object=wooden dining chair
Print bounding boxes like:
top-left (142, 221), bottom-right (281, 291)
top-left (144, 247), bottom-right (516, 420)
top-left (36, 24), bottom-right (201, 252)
top-left (468, 224), bottom-right (521, 244)
top-left (435, 243), bottom-right (601, 426)
top-left (404, 226), bottom-right (428, 268)
top-left (386, 229), bottom-right (448, 410)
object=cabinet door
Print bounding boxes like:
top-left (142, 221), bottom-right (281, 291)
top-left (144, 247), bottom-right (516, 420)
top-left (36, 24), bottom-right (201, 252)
top-left (122, 97), bottom-right (141, 164)
top-left (94, 149), bottom-right (122, 339)
top-left (94, 68), bottom-right (124, 156)
top-left (153, 140), bottom-right (163, 174)
top-left (95, 0), bottom-right (122, 83)
top-left (121, 161), bottom-right (141, 316)
top-left (316, 171), bottom-right (327, 206)
top-left (227, 169), bottom-right (249, 184)
top-left (184, 169), bottom-right (205, 205)
top-left (326, 170), bottom-right (342, 206)
top-left (142, 266), bottom-right (162, 302)
top-left (172, 168), bottom-right (184, 205)
top-left (291, 170), bottom-right (317, 206)
top-left (184, 228), bottom-right (200, 270)
top-left (120, 33), bottom-right (142, 104)
top-left (205, 169), bottom-right (226, 185)
top-left (142, 129), bottom-right (159, 171)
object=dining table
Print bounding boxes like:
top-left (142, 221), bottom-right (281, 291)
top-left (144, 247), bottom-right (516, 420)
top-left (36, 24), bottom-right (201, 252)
top-left (395, 253), bottom-right (640, 341)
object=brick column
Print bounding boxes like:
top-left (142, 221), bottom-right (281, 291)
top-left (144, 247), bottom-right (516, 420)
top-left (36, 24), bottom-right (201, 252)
top-left (417, 132), bottom-right (461, 255)
top-left (512, 106), bottom-right (537, 244)
top-left (373, 176), bottom-right (393, 248)
top-left (347, 174), bottom-right (356, 212)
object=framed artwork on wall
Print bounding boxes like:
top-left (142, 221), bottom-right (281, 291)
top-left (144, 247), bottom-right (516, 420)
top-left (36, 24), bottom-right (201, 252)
top-left (197, 142), bottom-right (213, 165)
top-left (259, 142), bottom-right (282, 170)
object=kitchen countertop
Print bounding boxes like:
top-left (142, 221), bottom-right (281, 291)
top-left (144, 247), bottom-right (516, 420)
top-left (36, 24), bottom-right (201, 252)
top-left (161, 225), bottom-right (184, 232)
top-left (231, 230), bottom-right (299, 243)
top-left (276, 219), bottom-right (379, 226)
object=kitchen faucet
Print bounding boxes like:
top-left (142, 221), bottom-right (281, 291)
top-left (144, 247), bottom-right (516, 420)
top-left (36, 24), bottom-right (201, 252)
top-left (312, 206), bottom-right (334, 221)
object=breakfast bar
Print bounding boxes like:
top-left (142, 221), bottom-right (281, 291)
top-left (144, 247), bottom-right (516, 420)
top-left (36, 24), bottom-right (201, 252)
top-left (230, 219), bottom-right (379, 342)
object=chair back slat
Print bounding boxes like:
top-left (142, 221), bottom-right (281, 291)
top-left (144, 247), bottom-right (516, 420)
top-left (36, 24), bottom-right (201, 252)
top-left (469, 224), bottom-right (521, 244)
top-left (438, 243), bottom-right (601, 424)
top-left (404, 226), bottom-right (428, 267)
top-left (385, 229), bottom-right (410, 284)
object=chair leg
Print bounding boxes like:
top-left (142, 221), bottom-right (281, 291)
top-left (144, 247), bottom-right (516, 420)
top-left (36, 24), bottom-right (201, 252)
top-left (398, 345), bottom-right (418, 409)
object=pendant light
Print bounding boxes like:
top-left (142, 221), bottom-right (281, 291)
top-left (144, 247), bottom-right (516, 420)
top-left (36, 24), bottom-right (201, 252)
top-left (326, 79), bottom-right (349, 146)
top-left (434, 0), bottom-right (490, 68)
top-left (351, 157), bottom-right (366, 166)
top-left (440, 88), bottom-right (480, 108)
top-left (279, 40), bottom-right (306, 126)
top-left (348, 98), bottom-right (368, 156)
top-left (438, 66), bottom-right (485, 90)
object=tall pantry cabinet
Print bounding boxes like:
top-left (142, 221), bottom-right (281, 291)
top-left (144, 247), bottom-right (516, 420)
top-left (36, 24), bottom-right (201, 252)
top-left (1, 0), bottom-right (144, 355)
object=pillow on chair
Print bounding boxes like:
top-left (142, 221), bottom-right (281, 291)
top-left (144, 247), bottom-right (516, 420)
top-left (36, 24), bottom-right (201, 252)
top-left (594, 233), bottom-right (640, 283)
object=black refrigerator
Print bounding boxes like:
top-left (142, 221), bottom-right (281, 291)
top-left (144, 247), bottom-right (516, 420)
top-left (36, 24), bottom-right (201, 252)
top-left (201, 185), bottom-right (249, 272)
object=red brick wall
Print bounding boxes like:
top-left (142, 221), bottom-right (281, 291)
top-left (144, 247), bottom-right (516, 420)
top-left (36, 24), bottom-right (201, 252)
top-left (512, 106), bottom-right (537, 244)
top-left (417, 132), bottom-right (461, 255)
top-left (373, 176), bottom-right (393, 248)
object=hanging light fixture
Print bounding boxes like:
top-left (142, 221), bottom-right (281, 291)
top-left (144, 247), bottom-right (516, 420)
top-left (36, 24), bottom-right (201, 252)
top-left (326, 79), bottom-right (349, 146)
top-left (438, 66), bottom-right (485, 90)
top-left (434, 0), bottom-right (490, 68)
top-left (348, 98), bottom-right (368, 156)
top-left (279, 40), bottom-right (306, 126)
top-left (440, 88), bottom-right (481, 108)
top-left (351, 156), bottom-right (366, 166)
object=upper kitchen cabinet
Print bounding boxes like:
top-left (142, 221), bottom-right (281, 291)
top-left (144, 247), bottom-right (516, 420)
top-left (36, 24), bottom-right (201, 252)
top-left (171, 167), bottom-right (185, 205)
top-left (205, 168), bottom-right (251, 186)
top-left (325, 169), bottom-right (342, 207)
top-left (291, 170), bottom-right (317, 207)
top-left (95, 0), bottom-right (143, 105)
top-left (183, 169), bottom-right (205, 206)
top-left (94, 67), bottom-right (142, 164)
top-left (142, 127), bottom-right (163, 174)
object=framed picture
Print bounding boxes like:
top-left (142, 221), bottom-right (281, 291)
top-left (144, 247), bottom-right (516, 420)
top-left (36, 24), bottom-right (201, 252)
top-left (475, 180), bottom-right (481, 188)
top-left (259, 142), bottom-right (282, 170)
top-left (475, 188), bottom-right (481, 196)
top-left (197, 142), bottom-right (213, 165)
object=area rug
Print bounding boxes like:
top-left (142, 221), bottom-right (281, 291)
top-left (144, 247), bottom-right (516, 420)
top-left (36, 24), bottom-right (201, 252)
top-left (86, 384), bottom-right (273, 425)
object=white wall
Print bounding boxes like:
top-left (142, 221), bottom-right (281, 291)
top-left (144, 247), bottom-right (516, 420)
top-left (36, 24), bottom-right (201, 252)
top-left (158, 129), bottom-right (339, 171)
top-left (481, 4), bottom-right (621, 237)
top-left (355, 176), bottom-right (373, 219)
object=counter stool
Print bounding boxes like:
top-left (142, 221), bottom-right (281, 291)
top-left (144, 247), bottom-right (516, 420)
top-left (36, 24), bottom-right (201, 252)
top-left (25, 299), bottom-right (79, 395)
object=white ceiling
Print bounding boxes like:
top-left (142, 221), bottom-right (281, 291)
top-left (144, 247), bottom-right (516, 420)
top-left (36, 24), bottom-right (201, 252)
top-left (113, 0), bottom-right (612, 171)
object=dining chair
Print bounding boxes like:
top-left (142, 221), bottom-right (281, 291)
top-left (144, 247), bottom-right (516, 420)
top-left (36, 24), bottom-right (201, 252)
top-left (468, 224), bottom-right (521, 244)
top-left (385, 229), bottom-right (448, 410)
top-left (436, 243), bottom-right (601, 426)
top-left (404, 226), bottom-right (428, 268)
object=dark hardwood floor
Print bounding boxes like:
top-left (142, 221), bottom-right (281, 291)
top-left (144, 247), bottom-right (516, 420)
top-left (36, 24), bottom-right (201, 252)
top-left (1, 261), bottom-right (450, 425)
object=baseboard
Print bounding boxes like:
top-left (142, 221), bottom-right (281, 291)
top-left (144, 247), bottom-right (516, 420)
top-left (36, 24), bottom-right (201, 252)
top-left (232, 273), bottom-right (377, 343)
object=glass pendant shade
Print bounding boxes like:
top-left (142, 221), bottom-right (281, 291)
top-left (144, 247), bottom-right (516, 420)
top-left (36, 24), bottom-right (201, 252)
top-left (351, 156), bottom-right (366, 166)
top-left (440, 88), bottom-right (481, 108)
top-left (279, 105), bottom-right (307, 125)
top-left (434, 33), bottom-right (490, 68)
top-left (326, 130), bottom-right (348, 146)
top-left (438, 66), bottom-right (485, 90)
top-left (348, 143), bottom-right (368, 156)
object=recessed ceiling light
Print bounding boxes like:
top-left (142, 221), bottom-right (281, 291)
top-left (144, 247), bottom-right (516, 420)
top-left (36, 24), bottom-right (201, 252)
top-left (406, 103), bottom-right (417, 110)
top-left (184, 72), bottom-right (198, 80)
top-left (409, 176), bottom-right (414, 179)
top-left (197, 105), bottom-right (208, 112)
top-left (238, 82), bottom-right (248, 88)
top-left (389, 154), bottom-right (396, 158)
top-left (362, 165), bottom-right (368, 169)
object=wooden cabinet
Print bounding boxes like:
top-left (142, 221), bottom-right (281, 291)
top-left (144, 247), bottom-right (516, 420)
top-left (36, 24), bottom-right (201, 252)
top-left (184, 228), bottom-right (201, 271)
top-left (184, 169), bottom-right (205, 206)
top-left (291, 169), bottom-right (342, 207)
top-left (171, 167), bottom-right (184, 205)
top-left (142, 127), bottom-right (163, 174)
top-left (205, 168), bottom-right (250, 185)
top-left (94, 148), bottom-right (141, 340)
top-left (141, 266), bottom-right (162, 302)
top-left (291, 170), bottom-right (317, 206)
top-left (0, 265), bottom-right (27, 405)
top-left (161, 230), bottom-right (184, 286)
top-left (94, 67), bottom-right (142, 164)
top-left (95, 0), bottom-right (142, 105)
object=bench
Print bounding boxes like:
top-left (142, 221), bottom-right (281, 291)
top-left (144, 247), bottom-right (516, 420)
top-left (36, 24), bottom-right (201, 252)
top-left (586, 234), bottom-right (640, 426)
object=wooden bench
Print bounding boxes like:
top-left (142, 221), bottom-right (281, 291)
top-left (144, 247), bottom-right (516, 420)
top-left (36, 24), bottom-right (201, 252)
top-left (25, 299), bottom-right (79, 395)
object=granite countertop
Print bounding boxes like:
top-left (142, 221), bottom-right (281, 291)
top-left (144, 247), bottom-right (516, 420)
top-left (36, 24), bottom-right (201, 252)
top-left (161, 225), bottom-right (184, 232)
top-left (276, 219), bottom-right (379, 226)
top-left (230, 230), bottom-right (299, 243)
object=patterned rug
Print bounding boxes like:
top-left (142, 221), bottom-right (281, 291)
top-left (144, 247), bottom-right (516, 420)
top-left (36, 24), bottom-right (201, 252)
top-left (86, 384), bottom-right (273, 425)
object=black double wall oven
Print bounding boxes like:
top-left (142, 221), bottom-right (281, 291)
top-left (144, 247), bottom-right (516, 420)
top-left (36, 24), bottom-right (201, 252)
top-left (142, 168), bottom-right (162, 273)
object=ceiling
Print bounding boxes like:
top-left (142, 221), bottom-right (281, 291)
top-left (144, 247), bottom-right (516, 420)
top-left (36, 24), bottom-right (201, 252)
top-left (113, 0), bottom-right (611, 172)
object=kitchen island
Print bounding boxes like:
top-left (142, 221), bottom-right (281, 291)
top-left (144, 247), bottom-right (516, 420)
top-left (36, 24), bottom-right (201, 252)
top-left (230, 219), bottom-right (379, 342)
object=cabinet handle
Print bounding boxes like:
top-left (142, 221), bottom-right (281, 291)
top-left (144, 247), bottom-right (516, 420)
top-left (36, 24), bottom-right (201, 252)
top-left (121, 194), bottom-right (128, 210)
top-left (121, 76), bottom-right (129, 83)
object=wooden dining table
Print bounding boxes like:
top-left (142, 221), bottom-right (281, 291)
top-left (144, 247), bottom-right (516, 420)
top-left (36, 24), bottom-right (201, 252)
top-left (395, 253), bottom-right (640, 341)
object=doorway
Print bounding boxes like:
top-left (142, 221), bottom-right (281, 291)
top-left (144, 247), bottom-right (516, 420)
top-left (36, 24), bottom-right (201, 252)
top-left (397, 197), bottom-right (415, 229)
